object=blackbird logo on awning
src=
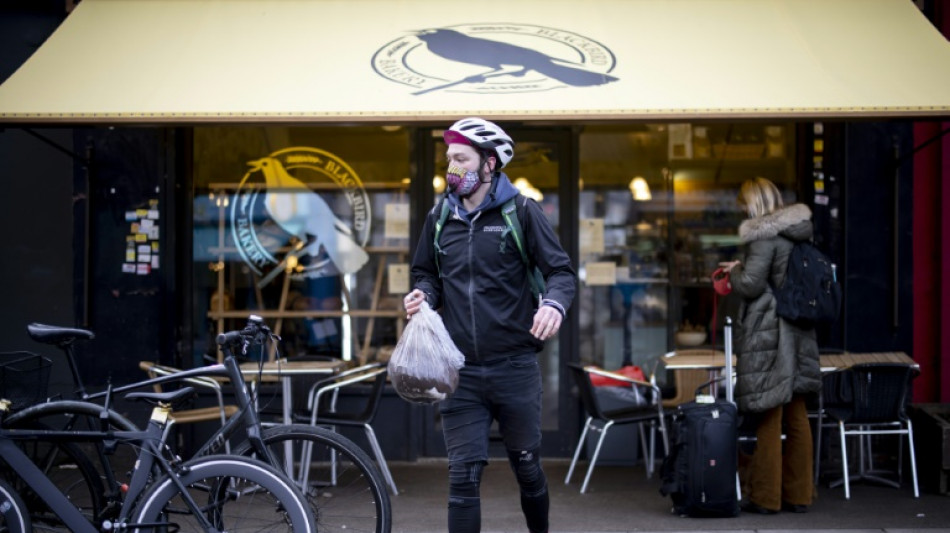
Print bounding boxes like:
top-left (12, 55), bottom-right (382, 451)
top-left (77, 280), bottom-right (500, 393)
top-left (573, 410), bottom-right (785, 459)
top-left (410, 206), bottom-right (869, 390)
top-left (231, 148), bottom-right (371, 288)
top-left (372, 24), bottom-right (617, 95)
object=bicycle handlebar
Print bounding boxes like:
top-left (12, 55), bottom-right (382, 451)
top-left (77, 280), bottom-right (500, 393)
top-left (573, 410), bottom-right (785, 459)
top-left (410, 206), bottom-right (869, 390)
top-left (215, 315), bottom-right (275, 351)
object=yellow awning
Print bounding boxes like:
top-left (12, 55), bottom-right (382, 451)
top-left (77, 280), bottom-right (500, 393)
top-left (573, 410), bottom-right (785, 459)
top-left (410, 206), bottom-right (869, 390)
top-left (1, 0), bottom-right (949, 123)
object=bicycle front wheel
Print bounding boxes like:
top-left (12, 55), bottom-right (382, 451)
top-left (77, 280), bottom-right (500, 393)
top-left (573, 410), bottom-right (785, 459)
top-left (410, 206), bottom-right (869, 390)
top-left (0, 478), bottom-right (31, 533)
top-left (131, 455), bottom-right (314, 533)
top-left (235, 424), bottom-right (392, 533)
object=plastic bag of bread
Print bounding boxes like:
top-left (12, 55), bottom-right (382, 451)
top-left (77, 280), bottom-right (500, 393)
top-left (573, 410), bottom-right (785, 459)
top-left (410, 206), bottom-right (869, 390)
top-left (388, 300), bottom-right (465, 403)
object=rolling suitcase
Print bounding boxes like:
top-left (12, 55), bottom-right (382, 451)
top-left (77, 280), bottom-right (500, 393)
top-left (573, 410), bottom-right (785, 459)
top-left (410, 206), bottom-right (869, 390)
top-left (659, 318), bottom-right (740, 517)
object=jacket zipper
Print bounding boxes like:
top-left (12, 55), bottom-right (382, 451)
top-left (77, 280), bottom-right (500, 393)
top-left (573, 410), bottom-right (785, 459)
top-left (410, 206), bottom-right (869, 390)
top-left (467, 212), bottom-right (481, 361)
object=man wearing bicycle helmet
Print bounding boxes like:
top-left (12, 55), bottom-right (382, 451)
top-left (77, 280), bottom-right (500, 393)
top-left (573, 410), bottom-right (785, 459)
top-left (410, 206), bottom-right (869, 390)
top-left (404, 118), bottom-right (576, 533)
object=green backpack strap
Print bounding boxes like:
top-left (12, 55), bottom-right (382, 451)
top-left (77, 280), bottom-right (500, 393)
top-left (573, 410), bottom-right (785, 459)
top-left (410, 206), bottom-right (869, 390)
top-left (433, 199), bottom-right (452, 279)
top-left (501, 196), bottom-right (546, 304)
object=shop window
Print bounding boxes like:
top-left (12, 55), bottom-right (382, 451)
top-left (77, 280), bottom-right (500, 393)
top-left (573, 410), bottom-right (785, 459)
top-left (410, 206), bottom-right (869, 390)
top-left (578, 123), bottom-right (796, 383)
top-left (192, 126), bottom-right (411, 366)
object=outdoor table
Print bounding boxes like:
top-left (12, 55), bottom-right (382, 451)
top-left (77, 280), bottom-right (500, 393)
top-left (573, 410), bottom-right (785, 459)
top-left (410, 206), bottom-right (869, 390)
top-left (663, 350), bottom-right (916, 373)
top-left (819, 351), bottom-right (917, 371)
top-left (661, 350), bottom-right (736, 398)
top-left (661, 351), bottom-right (736, 371)
top-left (661, 350), bottom-right (917, 399)
top-left (240, 358), bottom-right (346, 472)
top-left (240, 359), bottom-right (346, 423)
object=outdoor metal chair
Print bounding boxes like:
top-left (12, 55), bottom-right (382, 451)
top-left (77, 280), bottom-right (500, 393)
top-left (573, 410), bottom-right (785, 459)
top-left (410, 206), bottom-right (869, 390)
top-left (825, 363), bottom-right (919, 499)
top-left (294, 361), bottom-right (398, 495)
top-left (138, 361), bottom-right (238, 446)
top-left (810, 365), bottom-right (853, 485)
top-left (565, 363), bottom-right (669, 494)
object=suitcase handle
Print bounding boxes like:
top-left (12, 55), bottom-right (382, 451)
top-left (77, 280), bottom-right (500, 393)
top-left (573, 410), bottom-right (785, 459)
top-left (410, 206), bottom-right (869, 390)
top-left (694, 375), bottom-right (726, 397)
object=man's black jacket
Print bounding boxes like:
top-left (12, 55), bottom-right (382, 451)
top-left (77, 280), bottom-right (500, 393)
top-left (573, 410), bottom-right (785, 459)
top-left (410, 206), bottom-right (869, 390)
top-left (411, 175), bottom-right (576, 363)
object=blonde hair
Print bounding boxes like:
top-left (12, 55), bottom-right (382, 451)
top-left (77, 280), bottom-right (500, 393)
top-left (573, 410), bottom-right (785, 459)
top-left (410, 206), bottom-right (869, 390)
top-left (737, 177), bottom-right (784, 218)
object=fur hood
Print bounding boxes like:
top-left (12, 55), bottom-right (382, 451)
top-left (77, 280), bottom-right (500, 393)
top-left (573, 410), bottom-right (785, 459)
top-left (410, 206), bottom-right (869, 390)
top-left (738, 203), bottom-right (813, 244)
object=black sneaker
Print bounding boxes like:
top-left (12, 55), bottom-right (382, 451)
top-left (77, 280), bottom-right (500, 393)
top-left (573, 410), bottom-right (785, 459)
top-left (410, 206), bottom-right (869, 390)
top-left (782, 502), bottom-right (808, 513)
top-left (741, 502), bottom-right (778, 515)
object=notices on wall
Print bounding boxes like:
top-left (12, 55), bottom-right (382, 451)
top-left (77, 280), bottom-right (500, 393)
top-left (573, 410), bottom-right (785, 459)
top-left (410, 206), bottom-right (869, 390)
top-left (388, 263), bottom-right (410, 294)
top-left (579, 218), bottom-right (605, 256)
top-left (384, 203), bottom-right (409, 240)
top-left (585, 261), bottom-right (617, 286)
top-left (123, 198), bottom-right (160, 275)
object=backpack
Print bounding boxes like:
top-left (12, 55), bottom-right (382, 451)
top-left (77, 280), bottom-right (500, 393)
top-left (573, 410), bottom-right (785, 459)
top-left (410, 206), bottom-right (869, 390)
top-left (772, 240), bottom-right (841, 325)
top-left (433, 195), bottom-right (545, 303)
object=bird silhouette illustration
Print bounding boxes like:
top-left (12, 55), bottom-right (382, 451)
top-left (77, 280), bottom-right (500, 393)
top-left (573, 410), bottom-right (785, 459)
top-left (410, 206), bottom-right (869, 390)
top-left (248, 157), bottom-right (369, 277)
top-left (414, 29), bottom-right (618, 94)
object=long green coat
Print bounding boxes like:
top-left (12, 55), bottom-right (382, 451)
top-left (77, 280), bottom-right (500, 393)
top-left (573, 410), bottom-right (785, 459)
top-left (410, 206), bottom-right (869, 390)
top-left (729, 203), bottom-right (820, 413)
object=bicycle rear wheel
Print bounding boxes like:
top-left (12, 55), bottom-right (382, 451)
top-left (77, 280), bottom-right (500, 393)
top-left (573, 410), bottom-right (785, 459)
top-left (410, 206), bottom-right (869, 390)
top-left (0, 428), bottom-right (103, 529)
top-left (131, 455), bottom-right (314, 532)
top-left (235, 424), bottom-right (392, 533)
top-left (0, 478), bottom-right (31, 533)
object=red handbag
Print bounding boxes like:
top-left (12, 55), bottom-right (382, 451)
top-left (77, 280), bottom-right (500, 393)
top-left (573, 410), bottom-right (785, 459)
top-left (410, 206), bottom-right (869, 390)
top-left (712, 267), bottom-right (732, 296)
top-left (710, 267), bottom-right (733, 346)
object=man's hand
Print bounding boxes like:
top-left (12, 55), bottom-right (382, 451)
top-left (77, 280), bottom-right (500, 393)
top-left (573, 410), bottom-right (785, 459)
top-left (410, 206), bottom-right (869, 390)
top-left (403, 289), bottom-right (426, 319)
top-left (531, 305), bottom-right (563, 341)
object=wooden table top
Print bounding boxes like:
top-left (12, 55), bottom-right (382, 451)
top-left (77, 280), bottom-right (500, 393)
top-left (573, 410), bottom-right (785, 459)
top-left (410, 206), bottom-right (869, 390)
top-left (662, 350), bottom-right (735, 369)
top-left (239, 359), bottom-right (346, 381)
top-left (661, 350), bottom-right (916, 371)
top-left (819, 351), bottom-right (917, 370)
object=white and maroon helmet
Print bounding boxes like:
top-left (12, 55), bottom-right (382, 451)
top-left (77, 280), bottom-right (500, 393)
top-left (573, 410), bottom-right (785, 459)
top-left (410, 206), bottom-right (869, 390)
top-left (443, 117), bottom-right (515, 168)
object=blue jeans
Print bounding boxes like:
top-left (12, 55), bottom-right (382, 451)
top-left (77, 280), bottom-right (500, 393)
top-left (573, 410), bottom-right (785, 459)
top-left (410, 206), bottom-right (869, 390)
top-left (439, 352), bottom-right (548, 533)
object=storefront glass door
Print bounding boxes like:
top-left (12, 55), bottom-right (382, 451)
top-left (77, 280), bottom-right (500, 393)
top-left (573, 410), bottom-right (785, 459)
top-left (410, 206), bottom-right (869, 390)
top-left (577, 125), bottom-right (671, 379)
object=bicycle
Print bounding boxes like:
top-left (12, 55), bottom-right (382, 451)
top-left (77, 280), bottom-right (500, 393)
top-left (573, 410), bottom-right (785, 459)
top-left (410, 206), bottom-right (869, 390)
top-left (6, 316), bottom-right (392, 533)
top-left (0, 385), bottom-right (315, 532)
top-left (0, 477), bottom-right (30, 531)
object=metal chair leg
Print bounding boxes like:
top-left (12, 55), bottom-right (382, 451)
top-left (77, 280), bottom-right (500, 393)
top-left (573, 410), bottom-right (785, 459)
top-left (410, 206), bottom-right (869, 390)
top-left (581, 421), bottom-right (613, 494)
top-left (565, 417), bottom-right (593, 485)
top-left (897, 427), bottom-right (904, 481)
top-left (907, 420), bottom-right (919, 498)
top-left (638, 422), bottom-right (652, 478)
top-left (364, 424), bottom-right (398, 495)
top-left (839, 421), bottom-right (851, 500)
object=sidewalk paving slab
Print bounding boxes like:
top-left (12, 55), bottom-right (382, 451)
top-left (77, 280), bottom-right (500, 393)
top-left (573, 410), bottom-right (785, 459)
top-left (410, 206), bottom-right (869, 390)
top-left (388, 459), bottom-right (950, 533)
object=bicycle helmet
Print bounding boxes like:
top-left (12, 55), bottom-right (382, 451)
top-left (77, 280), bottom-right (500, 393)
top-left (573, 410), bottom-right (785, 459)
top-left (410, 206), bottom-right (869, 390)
top-left (443, 117), bottom-right (515, 168)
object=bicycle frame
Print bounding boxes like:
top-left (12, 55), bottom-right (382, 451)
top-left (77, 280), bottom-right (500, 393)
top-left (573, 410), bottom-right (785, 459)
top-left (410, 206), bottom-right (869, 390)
top-left (25, 318), bottom-right (285, 468)
top-left (0, 437), bottom-right (92, 530)
top-left (0, 398), bottom-right (219, 532)
top-left (83, 353), bottom-right (278, 465)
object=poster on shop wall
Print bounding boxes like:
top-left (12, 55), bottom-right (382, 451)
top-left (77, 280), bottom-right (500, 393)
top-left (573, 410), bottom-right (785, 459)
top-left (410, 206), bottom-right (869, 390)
top-left (122, 198), bottom-right (160, 275)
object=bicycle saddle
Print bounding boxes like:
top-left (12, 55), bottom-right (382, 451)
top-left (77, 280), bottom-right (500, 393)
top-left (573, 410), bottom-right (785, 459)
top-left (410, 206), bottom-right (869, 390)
top-left (125, 387), bottom-right (196, 408)
top-left (27, 323), bottom-right (95, 346)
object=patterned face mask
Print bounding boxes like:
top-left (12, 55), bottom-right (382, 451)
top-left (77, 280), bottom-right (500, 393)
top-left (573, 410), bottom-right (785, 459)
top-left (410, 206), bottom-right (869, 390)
top-left (446, 164), bottom-right (482, 197)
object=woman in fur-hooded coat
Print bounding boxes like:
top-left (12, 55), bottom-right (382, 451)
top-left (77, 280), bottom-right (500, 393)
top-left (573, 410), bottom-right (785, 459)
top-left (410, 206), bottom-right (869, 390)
top-left (720, 177), bottom-right (818, 513)
top-left (730, 203), bottom-right (820, 412)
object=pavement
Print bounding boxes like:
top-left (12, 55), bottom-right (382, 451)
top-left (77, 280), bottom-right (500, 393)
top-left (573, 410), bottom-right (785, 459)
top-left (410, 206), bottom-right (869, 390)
top-left (387, 458), bottom-right (950, 533)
